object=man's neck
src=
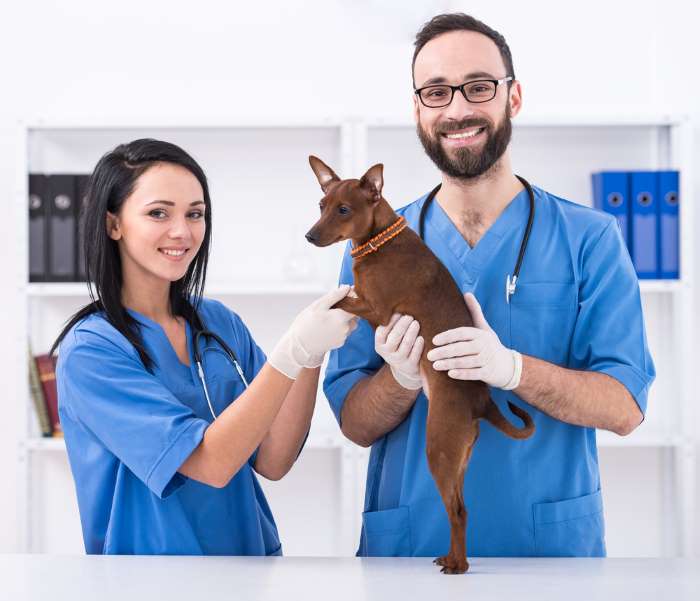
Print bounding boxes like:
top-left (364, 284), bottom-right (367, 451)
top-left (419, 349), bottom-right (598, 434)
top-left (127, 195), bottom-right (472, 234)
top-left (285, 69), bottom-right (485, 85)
top-left (436, 156), bottom-right (524, 247)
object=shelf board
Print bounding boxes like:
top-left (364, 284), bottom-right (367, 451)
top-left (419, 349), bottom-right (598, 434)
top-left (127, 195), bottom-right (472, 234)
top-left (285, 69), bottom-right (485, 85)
top-left (367, 114), bottom-right (687, 128)
top-left (639, 280), bottom-right (686, 293)
top-left (27, 279), bottom-right (683, 298)
top-left (597, 430), bottom-right (684, 448)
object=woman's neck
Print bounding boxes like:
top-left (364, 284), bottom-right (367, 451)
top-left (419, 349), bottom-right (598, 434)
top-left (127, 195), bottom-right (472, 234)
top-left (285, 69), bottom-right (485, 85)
top-left (121, 269), bottom-right (173, 323)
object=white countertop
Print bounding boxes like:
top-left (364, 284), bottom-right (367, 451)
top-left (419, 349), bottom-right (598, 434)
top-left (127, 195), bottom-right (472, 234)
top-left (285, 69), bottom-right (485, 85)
top-left (2, 555), bottom-right (699, 601)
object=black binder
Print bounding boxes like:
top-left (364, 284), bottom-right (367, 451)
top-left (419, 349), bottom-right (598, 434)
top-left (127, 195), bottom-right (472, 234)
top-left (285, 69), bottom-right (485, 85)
top-left (29, 174), bottom-right (49, 282)
top-left (75, 175), bottom-right (90, 281)
top-left (47, 175), bottom-right (77, 282)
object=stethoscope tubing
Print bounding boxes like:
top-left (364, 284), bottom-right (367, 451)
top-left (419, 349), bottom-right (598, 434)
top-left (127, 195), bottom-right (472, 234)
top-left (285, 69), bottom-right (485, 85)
top-left (418, 175), bottom-right (535, 303)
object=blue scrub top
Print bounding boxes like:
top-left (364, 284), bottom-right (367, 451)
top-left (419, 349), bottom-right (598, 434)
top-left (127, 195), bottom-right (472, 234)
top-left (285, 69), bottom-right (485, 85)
top-left (324, 186), bottom-right (655, 558)
top-left (57, 297), bottom-right (281, 556)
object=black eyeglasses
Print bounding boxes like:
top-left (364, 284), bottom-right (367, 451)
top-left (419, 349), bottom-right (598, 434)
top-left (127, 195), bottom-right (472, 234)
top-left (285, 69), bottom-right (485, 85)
top-left (415, 76), bottom-right (513, 108)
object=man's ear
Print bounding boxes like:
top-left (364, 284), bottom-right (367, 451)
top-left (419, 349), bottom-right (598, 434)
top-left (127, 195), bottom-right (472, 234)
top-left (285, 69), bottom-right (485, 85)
top-left (309, 155), bottom-right (340, 194)
top-left (359, 163), bottom-right (384, 203)
top-left (106, 212), bottom-right (121, 241)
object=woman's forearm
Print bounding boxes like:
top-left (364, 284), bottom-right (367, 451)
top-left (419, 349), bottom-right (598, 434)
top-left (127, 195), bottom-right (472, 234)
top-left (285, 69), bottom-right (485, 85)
top-left (253, 367), bottom-right (320, 480)
top-left (178, 363), bottom-right (294, 487)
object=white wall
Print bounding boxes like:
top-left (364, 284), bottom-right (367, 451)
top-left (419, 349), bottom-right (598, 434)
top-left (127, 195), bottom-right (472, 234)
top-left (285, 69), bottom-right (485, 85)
top-left (1, 0), bottom-right (699, 556)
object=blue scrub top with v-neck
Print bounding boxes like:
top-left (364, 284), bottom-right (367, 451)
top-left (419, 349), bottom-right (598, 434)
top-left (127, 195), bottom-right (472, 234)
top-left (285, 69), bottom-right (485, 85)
top-left (324, 185), bottom-right (656, 558)
top-left (57, 297), bottom-right (281, 555)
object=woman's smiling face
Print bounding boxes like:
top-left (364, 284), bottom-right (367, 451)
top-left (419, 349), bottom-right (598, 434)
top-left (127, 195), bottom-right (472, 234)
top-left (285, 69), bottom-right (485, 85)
top-left (106, 162), bottom-right (207, 286)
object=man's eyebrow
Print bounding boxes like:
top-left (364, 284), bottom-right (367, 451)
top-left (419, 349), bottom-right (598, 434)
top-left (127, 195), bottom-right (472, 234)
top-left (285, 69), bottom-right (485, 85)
top-left (418, 71), bottom-right (498, 87)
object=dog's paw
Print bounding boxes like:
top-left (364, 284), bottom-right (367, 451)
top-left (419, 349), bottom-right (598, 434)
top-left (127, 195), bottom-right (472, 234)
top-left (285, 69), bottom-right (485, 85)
top-left (434, 555), bottom-right (468, 574)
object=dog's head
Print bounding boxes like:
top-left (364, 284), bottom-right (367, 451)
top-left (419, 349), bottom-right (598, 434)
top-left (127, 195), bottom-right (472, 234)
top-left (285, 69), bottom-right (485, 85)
top-left (305, 156), bottom-right (385, 247)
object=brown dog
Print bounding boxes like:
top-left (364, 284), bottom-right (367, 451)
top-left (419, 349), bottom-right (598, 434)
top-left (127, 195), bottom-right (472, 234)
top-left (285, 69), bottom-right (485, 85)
top-left (305, 156), bottom-right (534, 574)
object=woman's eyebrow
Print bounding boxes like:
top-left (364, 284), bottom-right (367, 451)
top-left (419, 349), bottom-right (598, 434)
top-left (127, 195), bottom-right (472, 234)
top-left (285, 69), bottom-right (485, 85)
top-left (146, 200), bottom-right (205, 206)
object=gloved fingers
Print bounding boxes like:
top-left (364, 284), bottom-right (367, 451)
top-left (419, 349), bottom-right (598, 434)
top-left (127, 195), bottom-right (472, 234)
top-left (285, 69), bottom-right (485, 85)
top-left (408, 335), bottom-right (425, 364)
top-left (431, 326), bottom-right (482, 347)
top-left (447, 367), bottom-right (484, 381)
top-left (427, 339), bottom-right (479, 361)
top-left (375, 313), bottom-right (401, 346)
top-left (385, 315), bottom-right (415, 351)
top-left (432, 354), bottom-right (483, 371)
top-left (329, 307), bottom-right (358, 323)
top-left (314, 284), bottom-right (351, 310)
top-left (464, 293), bottom-right (493, 332)
top-left (396, 319), bottom-right (421, 357)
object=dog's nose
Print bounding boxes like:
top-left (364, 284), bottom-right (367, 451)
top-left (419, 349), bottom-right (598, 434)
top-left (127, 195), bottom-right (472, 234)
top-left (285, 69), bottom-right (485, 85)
top-left (305, 231), bottom-right (318, 244)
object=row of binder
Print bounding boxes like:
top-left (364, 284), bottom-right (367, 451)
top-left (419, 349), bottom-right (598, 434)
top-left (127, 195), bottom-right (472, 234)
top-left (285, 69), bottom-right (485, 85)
top-left (29, 174), bottom-right (90, 282)
top-left (591, 170), bottom-right (680, 279)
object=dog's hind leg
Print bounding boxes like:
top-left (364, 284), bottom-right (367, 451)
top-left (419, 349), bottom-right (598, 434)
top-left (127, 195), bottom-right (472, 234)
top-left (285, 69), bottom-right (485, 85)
top-left (426, 391), bottom-right (478, 575)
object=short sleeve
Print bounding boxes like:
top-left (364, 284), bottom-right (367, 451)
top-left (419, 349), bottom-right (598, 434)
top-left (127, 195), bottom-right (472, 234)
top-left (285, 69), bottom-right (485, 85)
top-left (569, 220), bottom-right (656, 414)
top-left (58, 329), bottom-right (209, 498)
top-left (323, 243), bottom-right (384, 425)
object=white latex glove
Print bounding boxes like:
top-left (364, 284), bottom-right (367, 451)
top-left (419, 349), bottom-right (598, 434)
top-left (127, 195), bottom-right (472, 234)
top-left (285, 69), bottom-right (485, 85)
top-left (375, 313), bottom-right (425, 390)
top-left (269, 285), bottom-right (358, 380)
top-left (426, 293), bottom-right (522, 390)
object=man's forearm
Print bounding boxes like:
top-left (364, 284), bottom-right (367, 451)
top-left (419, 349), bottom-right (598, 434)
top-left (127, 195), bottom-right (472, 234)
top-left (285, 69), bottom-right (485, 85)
top-left (340, 364), bottom-right (420, 447)
top-left (515, 355), bottom-right (643, 436)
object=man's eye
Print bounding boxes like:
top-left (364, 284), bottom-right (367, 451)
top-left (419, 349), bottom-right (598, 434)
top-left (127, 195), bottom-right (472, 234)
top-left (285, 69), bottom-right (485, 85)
top-left (338, 206), bottom-right (350, 215)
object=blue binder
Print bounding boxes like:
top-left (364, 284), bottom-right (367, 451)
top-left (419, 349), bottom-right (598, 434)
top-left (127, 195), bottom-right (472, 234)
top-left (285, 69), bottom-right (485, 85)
top-left (658, 170), bottom-right (679, 279)
top-left (630, 171), bottom-right (659, 279)
top-left (591, 171), bottom-right (630, 249)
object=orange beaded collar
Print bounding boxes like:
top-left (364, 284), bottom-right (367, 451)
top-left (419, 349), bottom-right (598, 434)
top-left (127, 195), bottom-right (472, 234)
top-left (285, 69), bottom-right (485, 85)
top-left (350, 216), bottom-right (408, 259)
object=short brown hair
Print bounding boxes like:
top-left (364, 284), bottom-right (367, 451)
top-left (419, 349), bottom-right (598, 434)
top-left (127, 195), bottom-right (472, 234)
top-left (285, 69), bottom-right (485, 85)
top-left (412, 13), bottom-right (515, 85)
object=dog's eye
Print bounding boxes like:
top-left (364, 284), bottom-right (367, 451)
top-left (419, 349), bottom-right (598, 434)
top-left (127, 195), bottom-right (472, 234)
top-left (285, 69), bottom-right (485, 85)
top-left (338, 205), bottom-right (350, 215)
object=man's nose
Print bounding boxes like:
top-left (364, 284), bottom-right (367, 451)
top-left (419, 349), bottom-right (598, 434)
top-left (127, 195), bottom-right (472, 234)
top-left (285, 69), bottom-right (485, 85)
top-left (443, 87), bottom-right (477, 120)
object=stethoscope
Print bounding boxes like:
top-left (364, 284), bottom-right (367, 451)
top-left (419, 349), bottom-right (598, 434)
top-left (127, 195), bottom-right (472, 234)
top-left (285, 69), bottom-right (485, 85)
top-left (193, 328), bottom-right (249, 420)
top-left (418, 175), bottom-right (535, 304)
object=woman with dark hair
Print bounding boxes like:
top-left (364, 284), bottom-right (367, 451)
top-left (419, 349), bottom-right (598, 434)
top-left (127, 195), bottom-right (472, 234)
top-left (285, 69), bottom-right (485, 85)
top-left (53, 138), bottom-right (356, 555)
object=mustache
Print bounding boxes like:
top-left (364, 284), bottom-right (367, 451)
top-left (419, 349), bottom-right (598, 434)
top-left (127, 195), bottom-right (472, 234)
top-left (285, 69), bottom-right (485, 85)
top-left (436, 119), bottom-right (491, 134)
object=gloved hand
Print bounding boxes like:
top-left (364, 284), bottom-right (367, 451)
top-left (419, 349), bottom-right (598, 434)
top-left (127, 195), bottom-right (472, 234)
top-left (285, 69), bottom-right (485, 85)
top-left (269, 285), bottom-right (358, 379)
top-left (375, 314), bottom-right (424, 390)
top-left (427, 293), bottom-right (522, 390)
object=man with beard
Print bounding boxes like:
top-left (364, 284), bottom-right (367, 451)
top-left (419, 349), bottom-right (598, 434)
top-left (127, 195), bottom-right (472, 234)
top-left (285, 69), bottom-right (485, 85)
top-left (324, 13), bottom-right (655, 558)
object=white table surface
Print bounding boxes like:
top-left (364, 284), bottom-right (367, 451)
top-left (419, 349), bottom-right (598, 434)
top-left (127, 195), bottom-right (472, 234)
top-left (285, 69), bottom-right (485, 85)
top-left (2, 555), bottom-right (699, 601)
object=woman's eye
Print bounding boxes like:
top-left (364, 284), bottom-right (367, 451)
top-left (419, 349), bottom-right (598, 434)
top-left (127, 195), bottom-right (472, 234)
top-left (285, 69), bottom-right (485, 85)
top-left (338, 206), bottom-right (350, 215)
top-left (149, 209), bottom-right (167, 219)
top-left (188, 211), bottom-right (204, 220)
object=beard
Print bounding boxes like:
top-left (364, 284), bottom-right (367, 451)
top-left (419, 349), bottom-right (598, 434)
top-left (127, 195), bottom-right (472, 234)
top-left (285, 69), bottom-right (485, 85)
top-left (417, 106), bottom-right (512, 180)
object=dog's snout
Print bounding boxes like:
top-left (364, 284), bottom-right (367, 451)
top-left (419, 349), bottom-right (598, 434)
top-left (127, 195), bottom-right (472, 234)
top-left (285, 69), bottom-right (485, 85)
top-left (305, 231), bottom-right (318, 244)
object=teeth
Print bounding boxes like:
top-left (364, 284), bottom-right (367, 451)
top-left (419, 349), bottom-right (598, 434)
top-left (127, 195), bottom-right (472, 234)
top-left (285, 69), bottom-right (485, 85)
top-left (161, 249), bottom-right (186, 257)
top-left (445, 128), bottom-right (483, 139)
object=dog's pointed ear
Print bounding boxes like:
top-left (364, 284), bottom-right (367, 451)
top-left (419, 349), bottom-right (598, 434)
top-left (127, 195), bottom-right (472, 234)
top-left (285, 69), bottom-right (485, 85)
top-left (359, 163), bottom-right (384, 203)
top-left (309, 156), bottom-right (340, 194)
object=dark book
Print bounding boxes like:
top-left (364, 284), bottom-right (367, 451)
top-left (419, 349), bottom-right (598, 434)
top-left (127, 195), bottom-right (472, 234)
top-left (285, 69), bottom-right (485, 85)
top-left (34, 354), bottom-right (62, 438)
top-left (28, 346), bottom-right (52, 437)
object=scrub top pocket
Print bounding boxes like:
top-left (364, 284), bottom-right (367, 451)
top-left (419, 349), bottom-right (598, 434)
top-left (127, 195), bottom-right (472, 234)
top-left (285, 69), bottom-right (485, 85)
top-left (509, 282), bottom-right (577, 364)
top-left (533, 490), bottom-right (606, 557)
top-left (360, 506), bottom-right (412, 556)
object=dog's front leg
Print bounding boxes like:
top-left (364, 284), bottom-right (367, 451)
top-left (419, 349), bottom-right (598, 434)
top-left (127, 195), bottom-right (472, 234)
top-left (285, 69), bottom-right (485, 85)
top-left (332, 295), bottom-right (378, 325)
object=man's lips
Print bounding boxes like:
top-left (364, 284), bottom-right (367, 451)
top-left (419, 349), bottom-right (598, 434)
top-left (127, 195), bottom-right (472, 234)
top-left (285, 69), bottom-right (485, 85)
top-left (439, 125), bottom-right (487, 146)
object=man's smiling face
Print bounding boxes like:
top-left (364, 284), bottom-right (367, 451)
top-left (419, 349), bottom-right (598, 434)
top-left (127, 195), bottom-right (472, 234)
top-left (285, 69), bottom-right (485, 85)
top-left (413, 30), bottom-right (522, 180)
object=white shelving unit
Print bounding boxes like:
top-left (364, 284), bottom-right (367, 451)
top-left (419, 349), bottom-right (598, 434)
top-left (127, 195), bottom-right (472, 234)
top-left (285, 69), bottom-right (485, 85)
top-left (14, 114), bottom-right (695, 557)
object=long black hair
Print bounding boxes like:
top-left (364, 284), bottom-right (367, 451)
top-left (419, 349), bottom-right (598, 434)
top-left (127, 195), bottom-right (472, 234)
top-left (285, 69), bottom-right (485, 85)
top-left (51, 138), bottom-right (212, 371)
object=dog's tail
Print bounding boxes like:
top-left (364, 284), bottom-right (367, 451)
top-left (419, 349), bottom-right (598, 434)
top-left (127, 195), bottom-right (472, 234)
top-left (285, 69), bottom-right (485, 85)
top-left (483, 399), bottom-right (534, 439)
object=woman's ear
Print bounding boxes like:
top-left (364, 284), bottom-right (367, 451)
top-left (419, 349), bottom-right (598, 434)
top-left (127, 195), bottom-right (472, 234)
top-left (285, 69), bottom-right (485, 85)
top-left (106, 212), bottom-right (121, 241)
